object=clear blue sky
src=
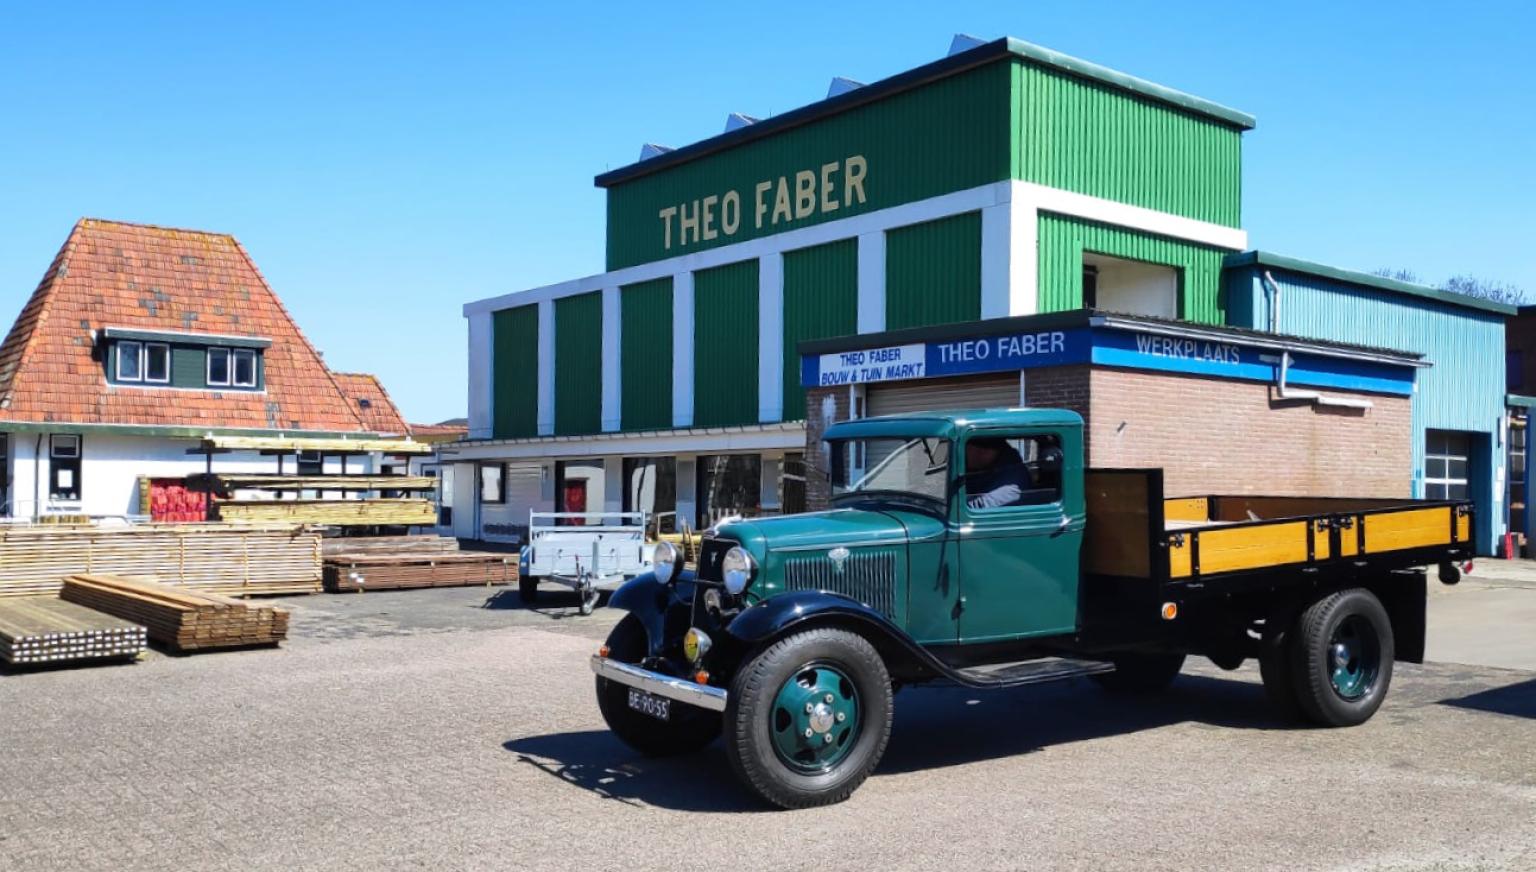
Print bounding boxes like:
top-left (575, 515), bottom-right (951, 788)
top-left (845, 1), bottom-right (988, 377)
top-left (2, 2), bottom-right (1532, 423)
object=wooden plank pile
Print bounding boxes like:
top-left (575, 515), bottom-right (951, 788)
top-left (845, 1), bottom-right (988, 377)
top-left (324, 552), bottom-right (517, 592)
top-left (321, 534), bottom-right (460, 557)
top-left (189, 473), bottom-right (437, 493)
top-left (0, 596), bottom-right (147, 666)
top-left (61, 575), bottom-right (289, 652)
top-left (215, 498), bottom-right (437, 527)
top-left (0, 524), bottom-right (322, 598)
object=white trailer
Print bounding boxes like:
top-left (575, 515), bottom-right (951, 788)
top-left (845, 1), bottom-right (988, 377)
top-left (519, 512), bottom-right (655, 614)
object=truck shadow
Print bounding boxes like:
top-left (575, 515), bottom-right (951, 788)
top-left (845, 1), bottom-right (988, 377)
top-left (1438, 677), bottom-right (1536, 720)
top-left (479, 588), bottom-right (611, 619)
top-left (503, 672), bottom-right (1286, 811)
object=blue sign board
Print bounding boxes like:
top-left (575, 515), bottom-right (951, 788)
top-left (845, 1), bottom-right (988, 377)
top-left (801, 326), bottom-right (1415, 396)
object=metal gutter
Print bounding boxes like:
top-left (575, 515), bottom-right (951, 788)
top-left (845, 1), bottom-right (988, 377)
top-left (100, 327), bottom-right (273, 348)
top-left (595, 37), bottom-right (1255, 189)
top-left (0, 420), bottom-right (393, 439)
top-left (1225, 251), bottom-right (1519, 317)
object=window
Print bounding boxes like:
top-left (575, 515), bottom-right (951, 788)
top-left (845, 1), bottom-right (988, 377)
top-left (623, 457), bottom-right (677, 533)
top-left (1082, 253), bottom-right (1179, 318)
top-left (695, 454), bottom-right (762, 529)
top-left (480, 463), bottom-right (505, 504)
top-left (49, 434), bottom-right (82, 502)
top-left (963, 434), bottom-right (1063, 510)
top-left (297, 451), bottom-right (324, 475)
top-left (116, 341), bottom-right (143, 381)
top-left (207, 348), bottom-right (231, 386)
top-left (232, 349), bottom-right (257, 387)
top-left (1424, 430), bottom-right (1470, 501)
top-left (144, 343), bottom-right (169, 383)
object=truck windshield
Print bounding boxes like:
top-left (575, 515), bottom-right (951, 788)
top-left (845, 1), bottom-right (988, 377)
top-left (830, 437), bottom-right (951, 504)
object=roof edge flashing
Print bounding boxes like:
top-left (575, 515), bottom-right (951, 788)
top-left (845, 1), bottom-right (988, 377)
top-left (1226, 250), bottom-right (1519, 316)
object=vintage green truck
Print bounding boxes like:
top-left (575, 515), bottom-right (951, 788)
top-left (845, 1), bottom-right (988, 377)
top-left (589, 408), bottom-right (1474, 808)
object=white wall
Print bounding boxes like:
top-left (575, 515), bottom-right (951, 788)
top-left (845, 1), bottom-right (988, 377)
top-left (1086, 253), bottom-right (1179, 318)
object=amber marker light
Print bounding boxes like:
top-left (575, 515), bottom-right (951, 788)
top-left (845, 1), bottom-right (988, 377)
top-left (598, 645), bottom-right (610, 658)
top-left (694, 671), bottom-right (710, 685)
top-left (1160, 602), bottom-right (1178, 621)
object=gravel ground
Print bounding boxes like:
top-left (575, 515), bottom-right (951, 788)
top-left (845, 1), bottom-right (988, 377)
top-left (1, 582), bottom-right (1533, 872)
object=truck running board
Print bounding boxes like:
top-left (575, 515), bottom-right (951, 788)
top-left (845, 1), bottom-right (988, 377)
top-left (950, 657), bottom-right (1115, 689)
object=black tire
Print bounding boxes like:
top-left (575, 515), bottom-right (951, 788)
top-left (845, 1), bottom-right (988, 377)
top-left (595, 615), bottom-right (721, 756)
top-left (1258, 614), bottom-right (1303, 722)
top-left (1091, 652), bottom-right (1186, 693)
top-left (518, 575), bottom-right (539, 604)
top-left (1291, 588), bottom-right (1395, 727)
top-left (724, 627), bottom-right (893, 809)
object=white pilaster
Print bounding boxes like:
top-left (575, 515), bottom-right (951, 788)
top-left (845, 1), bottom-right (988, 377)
top-left (603, 454), bottom-right (623, 513)
top-left (672, 272), bottom-right (694, 428)
top-left (676, 455), bottom-right (697, 531)
top-left (600, 286), bottom-right (621, 431)
top-left (1009, 192), bottom-right (1039, 316)
top-left (980, 202), bottom-right (1012, 320)
top-left (758, 253), bottom-right (784, 423)
top-left (856, 231), bottom-right (886, 334)
top-left (466, 312), bottom-right (494, 439)
top-left (536, 299), bottom-right (555, 436)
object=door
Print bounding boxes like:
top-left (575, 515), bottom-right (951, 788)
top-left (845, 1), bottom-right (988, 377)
top-left (956, 427), bottom-right (1083, 642)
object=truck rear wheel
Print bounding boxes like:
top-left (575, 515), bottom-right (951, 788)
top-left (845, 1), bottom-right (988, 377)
top-left (1291, 589), bottom-right (1394, 727)
top-left (595, 615), bottom-right (721, 756)
top-left (1091, 653), bottom-right (1185, 693)
top-left (724, 627), bottom-right (893, 809)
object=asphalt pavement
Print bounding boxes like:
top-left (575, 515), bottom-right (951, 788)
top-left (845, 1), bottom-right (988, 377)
top-left (1, 575), bottom-right (1533, 871)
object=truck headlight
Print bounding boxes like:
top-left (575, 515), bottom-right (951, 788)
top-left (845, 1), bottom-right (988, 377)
top-left (683, 627), bottom-right (712, 664)
top-left (653, 540), bottom-right (681, 584)
top-left (722, 546), bottom-right (755, 595)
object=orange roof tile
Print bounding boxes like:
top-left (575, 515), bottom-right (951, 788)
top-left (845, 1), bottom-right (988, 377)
top-left (331, 371), bottom-right (409, 436)
top-left (0, 218), bottom-right (378, 433)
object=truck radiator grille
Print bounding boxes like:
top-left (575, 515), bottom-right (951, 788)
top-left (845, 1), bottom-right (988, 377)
top-left (782, 549), bottom-right (897, 618)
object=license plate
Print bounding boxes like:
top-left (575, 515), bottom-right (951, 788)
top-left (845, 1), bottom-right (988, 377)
top-left (627, 688), bottom-right (671, 721)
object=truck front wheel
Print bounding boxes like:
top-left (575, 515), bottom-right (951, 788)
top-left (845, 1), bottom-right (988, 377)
top-left (1291, 589), bottom-right (1395, 727)
top-left (724, 627), bottom-right (894, 809)
top-left (595, 615), bottom-right (721, 756)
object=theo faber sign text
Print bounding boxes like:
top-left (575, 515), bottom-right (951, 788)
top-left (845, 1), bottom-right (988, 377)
top-left (657, 155), bottom-right (868, 252)
top-left (804, 331), bottom-right (1078, 387)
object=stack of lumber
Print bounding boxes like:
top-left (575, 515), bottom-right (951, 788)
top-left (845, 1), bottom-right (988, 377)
top-left (0, 524), bottom-right (322, 598)
top-left (61, 575), bottom-right (289, 651)
top-left (215, 498), bottom-right (437, 526)
top-left (321, 535), bottom-right (460, 557)
top-left (189, 473), bottom-right (437, 494)
top-left (0, 596), bottom-right (147, 665)
top-left (324, 551), bottom-right (517, 592)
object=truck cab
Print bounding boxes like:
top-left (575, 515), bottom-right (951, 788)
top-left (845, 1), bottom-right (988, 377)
top-left (589, 408), bottom-right (1473, 809)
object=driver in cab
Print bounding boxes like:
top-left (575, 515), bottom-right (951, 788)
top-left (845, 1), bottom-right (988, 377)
top-left (963, 437), bottom-right (1032, 510)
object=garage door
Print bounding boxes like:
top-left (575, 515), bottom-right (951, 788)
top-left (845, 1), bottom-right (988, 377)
top-left (865, 373), bottom-right (1021, 418)
top-left (1424, 430), bottom-right (1470, 500)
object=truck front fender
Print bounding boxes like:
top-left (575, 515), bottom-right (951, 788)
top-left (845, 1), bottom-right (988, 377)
top-left (724, 590), bottom-right (946, 682)
top-left (608, 570), bottom-right (695, 658)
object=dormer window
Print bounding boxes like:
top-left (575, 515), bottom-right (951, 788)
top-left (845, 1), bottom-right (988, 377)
top-left (113, 340), bottom-right (169, 384)
top-left (208, 347), bottom-right (258, 388)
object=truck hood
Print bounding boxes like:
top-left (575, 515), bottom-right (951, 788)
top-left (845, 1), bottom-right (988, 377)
top-left (717, 506), bottom-right (940, 555)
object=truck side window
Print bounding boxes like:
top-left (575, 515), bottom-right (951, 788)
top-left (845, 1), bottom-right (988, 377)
top-left (964, 435), bottom-right (1062, 510)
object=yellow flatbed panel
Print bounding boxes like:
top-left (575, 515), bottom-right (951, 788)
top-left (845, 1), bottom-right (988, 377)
top-left (1163, 497), bottom-right (1209, 524)
top-left (1168, 536), bottom-right (1192, 578)
top-left (1363, 506), bottom-right (1454, 554)
top-left (1176, 521), bottom-right (1313, 577)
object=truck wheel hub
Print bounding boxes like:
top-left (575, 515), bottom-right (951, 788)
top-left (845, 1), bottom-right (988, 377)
top-left (770, 663), bottom-right (860, 773)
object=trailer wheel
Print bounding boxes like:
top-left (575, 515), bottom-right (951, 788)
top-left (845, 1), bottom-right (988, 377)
top-left (518, 575), bottom-right (540, 604)
top-left (725, 627), bottom-right (893, 809)
top-left (1091, 653), bottom-right (1185, 693)
top-left (595, 615), bottom-right (721, 756)
top-left (1258, 615), bottom-right (1303, 722)
top-left (1291, 589), bottom-right (1395, 727)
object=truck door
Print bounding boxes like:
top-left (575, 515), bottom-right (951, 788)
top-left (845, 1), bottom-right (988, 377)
top-left (956, 428), bottom-right (1083, 642)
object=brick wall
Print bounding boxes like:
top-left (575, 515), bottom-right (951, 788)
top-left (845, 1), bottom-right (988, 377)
top-left (1507, 311), bottom-right (1536, 396)
top-left (1082, 367), bottom-right (1412, 498)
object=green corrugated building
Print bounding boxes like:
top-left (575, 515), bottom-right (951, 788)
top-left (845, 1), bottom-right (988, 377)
top-left (451, 36), bottom-right (1257, 540)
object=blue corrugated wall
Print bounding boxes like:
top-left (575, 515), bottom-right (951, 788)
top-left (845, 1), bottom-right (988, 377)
top-left (1226, 264), bottom-right (1507, 553)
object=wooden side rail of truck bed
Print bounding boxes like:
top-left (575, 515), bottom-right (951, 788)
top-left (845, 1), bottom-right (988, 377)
top-left (1085, 469), bottom-right (1474, 586)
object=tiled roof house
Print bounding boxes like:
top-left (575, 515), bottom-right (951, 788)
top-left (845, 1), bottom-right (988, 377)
top-left (0, 218), bottom-right (411, 518)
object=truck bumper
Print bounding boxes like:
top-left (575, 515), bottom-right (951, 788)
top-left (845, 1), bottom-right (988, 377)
top-left (589, 655), bottom-right (728, 712)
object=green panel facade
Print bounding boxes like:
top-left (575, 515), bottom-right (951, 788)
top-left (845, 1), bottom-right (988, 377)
top-left (1012, 60), bottom-right (1243, 227)
top-left (782, 239), bottom-right (859, 420)
top-left (170, 346), bottom-right (204, 388)
top-left (620, 278), bottom-right (674, 430)
top-left (884, 212), bottom-right (982, 330)
top-left (492, 304), bottom-right (539, 439)
top-left (604, 63), bottom-right (1012, 270)
top-left (1036, 212), bottom-right (1227, 323)
top-left (692, 260), bottom-right (759, 427)
top-left (554, 292), bottom-right (603, 435)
